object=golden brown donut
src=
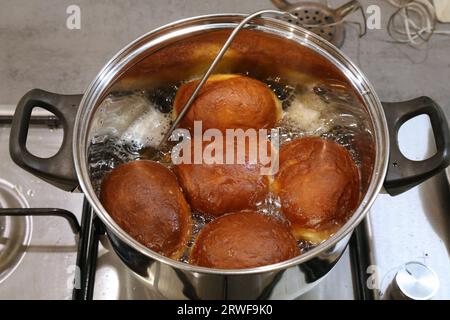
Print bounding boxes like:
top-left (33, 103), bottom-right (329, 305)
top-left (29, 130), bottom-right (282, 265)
top-left (273, 137), bottom-right (360, 244)
top-left (100, 160), bottom-right (192, 259)
top-left (173, 139), bottom-right (271, 217)
top-left (189, 211), bottom-right (299, 269)
top-left (173, 74), bottom-right (282, 132)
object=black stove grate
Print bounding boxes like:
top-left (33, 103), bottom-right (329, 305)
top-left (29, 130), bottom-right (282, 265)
top-left (72, 198), bottom-right (102, 300)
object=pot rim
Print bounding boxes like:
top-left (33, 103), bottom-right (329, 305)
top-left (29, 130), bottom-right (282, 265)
top-left (73, 13), bottom-right (389, 275)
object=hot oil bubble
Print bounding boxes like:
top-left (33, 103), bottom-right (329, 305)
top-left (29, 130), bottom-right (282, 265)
top-left (179, 212), bottom-right (215, 263)
top-left (88, 86), bottom-right (179, 195)
top-left (146, 84), bottom-right (179, 113)
top-left (265, 77), bottom-right (297, 109)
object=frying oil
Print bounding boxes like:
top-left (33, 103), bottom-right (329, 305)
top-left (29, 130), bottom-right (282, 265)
top-left (88, 74), bottom-right (372, 260)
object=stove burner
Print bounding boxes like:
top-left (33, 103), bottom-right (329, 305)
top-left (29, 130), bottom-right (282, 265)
top-left (0, 179), bottom-right (32, 284)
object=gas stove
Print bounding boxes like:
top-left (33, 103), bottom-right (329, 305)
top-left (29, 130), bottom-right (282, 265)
top-left (0, 104), bottom-right (449, 300)
top-left (1, 0), bottom-right (450, 300)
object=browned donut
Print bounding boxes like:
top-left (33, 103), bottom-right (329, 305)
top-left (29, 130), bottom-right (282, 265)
top-left (173, 74), bottom-right (282, 132)
top-left (173, 139), bottom-right (271, 217)
top-left (189, 211), bottom-right (299, 269)
top-left (273, 137), bottom-right (360, 244)
top-left (100, 160), bottom-right (192, 259)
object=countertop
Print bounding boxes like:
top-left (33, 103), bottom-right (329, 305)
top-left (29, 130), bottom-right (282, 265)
top-left (1, 0), bottom-right (449, 120)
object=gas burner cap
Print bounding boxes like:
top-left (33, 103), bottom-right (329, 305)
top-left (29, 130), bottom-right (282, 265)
top-left (0, 179), bottom-right (32, 284)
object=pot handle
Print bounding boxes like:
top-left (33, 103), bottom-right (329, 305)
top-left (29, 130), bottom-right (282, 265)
top-left (9, 89), bottom-right (82, 191)
top-left (382, 96), bottom-right (450, 196)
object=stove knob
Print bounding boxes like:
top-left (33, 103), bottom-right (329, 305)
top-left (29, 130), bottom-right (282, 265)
top-left (387, 262), bottom-right (439, 300)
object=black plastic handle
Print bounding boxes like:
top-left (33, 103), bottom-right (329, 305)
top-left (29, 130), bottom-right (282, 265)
top-left (9, 89), bottom-right (82, 191)
top-left (382, 96), bottom-right (450, 196)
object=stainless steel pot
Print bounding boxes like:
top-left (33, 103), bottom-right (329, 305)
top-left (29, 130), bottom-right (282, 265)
top-left (9, 14), bottom-right (450, 299)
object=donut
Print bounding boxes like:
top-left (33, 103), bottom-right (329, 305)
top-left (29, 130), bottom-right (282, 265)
top-left (100, 160), bottom-right (192, 259)
top-left (273, 137), bottom-right (360, 244)
top-left (173, 139), bottom-right (272, 216)
top-left (189, 211), bottom-right (299, 269)
top-left (173, 74), bottom-right (282, 132)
